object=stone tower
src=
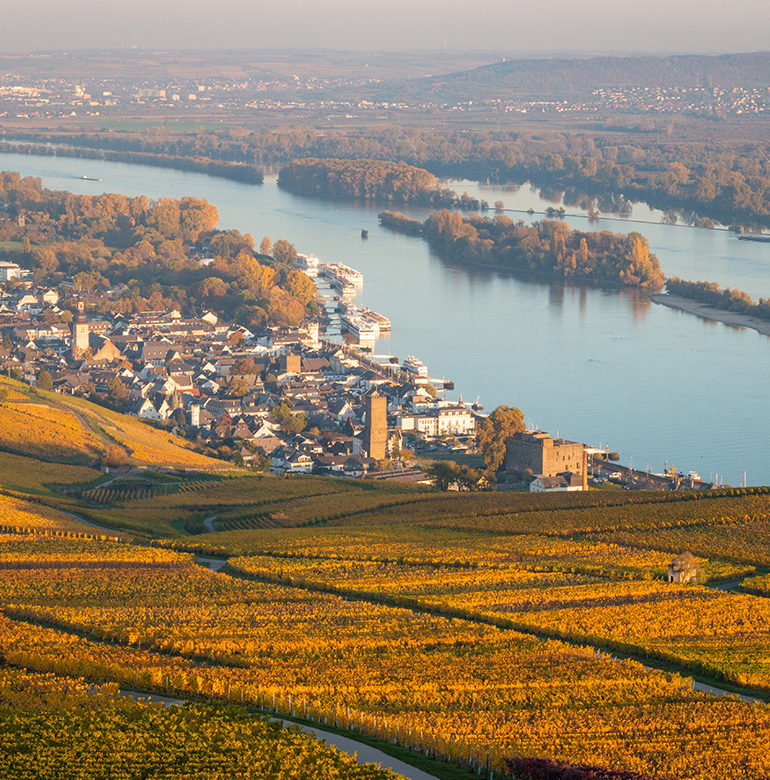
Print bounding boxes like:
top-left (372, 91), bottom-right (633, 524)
top-left (364, 391), bottom-right (387, 461)
top-left (72, 300), bottom-right (89, 355)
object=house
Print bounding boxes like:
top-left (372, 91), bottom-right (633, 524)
top-left (529, 472), bottom-right (585, 492)
top-left (141, 341), bottom-right (174, 366)
top-left (39, 289), bottom-right (59, 306)
top-left (271, 446), bottom-right (314, 475)
top-left (15, 293), bottom-right (41, 315)
top-left (668, 552), bottom-right (699, 584)
top-left (132, 398), bottom-right (161, 421)
top-left (252, 435), bottom-right (285, 457)
top-left (89, 334), bottom-right (123, 362)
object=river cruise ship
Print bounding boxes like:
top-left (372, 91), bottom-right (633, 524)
top-left (403, 355), bottom-right (429, 379)
top-left (322, 263), bottom-right (364, 287)
top-left (341, 309), bottom-right (379, 340)
top-left (296, 253), bottom-right (321, 277)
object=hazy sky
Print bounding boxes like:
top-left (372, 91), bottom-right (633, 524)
top-left (4, 0), bottom-right (769, 53)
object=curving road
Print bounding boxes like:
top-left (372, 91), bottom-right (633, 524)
top-left (118, 688), bottom-right (437, 780)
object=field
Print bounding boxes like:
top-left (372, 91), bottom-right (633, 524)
top-left (2, 396), bottom-right (770, 778)
top-left (2, 532), bottom-right (770, 780)
top-left (0, 665), bottom-right (394, 779)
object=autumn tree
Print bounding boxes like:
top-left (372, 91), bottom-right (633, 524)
top-left (476, 405), bottom-right (525, 471)
top-left (271, 239), bottom-right (298, 265)
top-left (36, 369), bottom-right (53, 391)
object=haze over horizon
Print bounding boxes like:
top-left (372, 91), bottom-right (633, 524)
top-left (3, 0), bottom-right (769, 55)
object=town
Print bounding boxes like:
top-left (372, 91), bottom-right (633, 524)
top-left (1, 71), bottom-right (767, 122)
top-left (0, 254), bottom-right (717, 492)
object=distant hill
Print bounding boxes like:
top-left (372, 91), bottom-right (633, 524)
top-left (356, 51), bottom-right (770, 102)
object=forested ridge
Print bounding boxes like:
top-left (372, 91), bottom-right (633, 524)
top-left (0, 172), bottom-right (313, 328)
top-left (380, 209), bottom-right (665, 290)
top-left (5, 125), bottom-right (768, 228)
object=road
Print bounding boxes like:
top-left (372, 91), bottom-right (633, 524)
top-left (118, 689), bottom-right (437, 780)
top-left (56, 508), bottom-right (124, 539)
top-left (195, 556), bottom-right (228, 572)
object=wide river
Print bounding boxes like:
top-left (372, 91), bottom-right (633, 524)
top-left (2, 152), bottom-right (768, 485)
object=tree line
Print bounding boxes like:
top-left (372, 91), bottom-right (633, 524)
top-left (7, 124), bottom-right (767, 228)
top-left (0, 171), bottom-right (313, 328)
top-left (0, 140), bottom-right (263, 184)
top-left (665, 276), bottom-right (770, 321)
top-left (380, 209), bottom-right (664, 290)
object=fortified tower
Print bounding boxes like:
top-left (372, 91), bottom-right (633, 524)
top-left (364, 391), bottom-right (387, 461)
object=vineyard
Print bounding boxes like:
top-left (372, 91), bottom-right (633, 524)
top-left (0, 400), bottom-right (105, 463)
top-left (0, 666), bottom-right (395, 779)
top-left (0, 450), bottom-right (101, 495)
top-left (3, 404), bottom-right (770, 778)
top-left (0, 376), bottom-right (227, 471)
top-left (1, 516), bottom-right (770, 778)
top-left (224, 528), bottom-right (770, 693)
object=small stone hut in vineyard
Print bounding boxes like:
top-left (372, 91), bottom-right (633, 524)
top-left (668, 551), bottom-right (699, 584)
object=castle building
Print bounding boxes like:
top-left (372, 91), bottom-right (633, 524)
top-left (504, 431), bottom-right (585, 481)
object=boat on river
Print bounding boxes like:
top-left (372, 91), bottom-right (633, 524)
top-left (322, 262), bottom-right (363, 287)
top-left (403, 355), bottom-right (429, 379)
top-left (341, 308), bottom-right (379, 340)
top-left (296, 253), bottom-right (320, 276)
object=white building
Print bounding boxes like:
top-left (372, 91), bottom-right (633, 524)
top-left (397, 405), bottom-right (476, 438)
top-left (0, 261), bottom-right (21, 282)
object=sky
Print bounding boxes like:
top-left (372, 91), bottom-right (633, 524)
top-left (3, 0), bottom-right (769, 54)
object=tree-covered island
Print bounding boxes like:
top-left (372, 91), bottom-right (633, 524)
top-left (380, 209), bottom-right (665, 290)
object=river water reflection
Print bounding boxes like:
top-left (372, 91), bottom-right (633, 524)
top-left (1, 152), bottom-right (767, 485)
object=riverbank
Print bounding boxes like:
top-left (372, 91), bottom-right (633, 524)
top-left (0, 139), bottom-right (263, 184)
top-left (649, 293), bottom-right (770, 338)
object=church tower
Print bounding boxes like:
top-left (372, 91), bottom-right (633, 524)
top-left (72, 300), bottom-right (89, 355)
top-left (364, 391), bottom-right (387, 461)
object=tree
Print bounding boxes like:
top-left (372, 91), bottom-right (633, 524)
top-left (233, 357), bottom-right (258, 375)
top-left (271, 239), bottom-right (297, 265)
top-left (272, 401), bottom-right (308, 435)
top-left (36, 369), bottom-right (53, 391)
top-left (107, 376), bottom-right (129, 407)
top-left (476, 404), bottom-right (525, 471)
top-left (101, 445), bottom-right (129, 468)
top-left (226, 377), bottom-right (249, 398)
top-left (427, 460), bottom-right (489, 490)
top-left (259, 236), bottom-right (272, 255)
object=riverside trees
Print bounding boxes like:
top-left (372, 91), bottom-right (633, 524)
top-left (0, 173), bottom-right (314, 328)
top-left (407, 211), bottom-right (665, 290)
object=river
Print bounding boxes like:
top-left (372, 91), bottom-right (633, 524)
top-left (2, 152), bottom-right (768, 485)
